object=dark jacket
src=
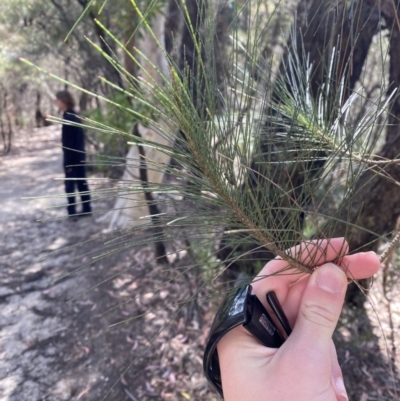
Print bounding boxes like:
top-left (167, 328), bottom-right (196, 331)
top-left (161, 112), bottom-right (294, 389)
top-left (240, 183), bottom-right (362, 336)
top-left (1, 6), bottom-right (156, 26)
top-left (61, 110), bottom-right (86, 168)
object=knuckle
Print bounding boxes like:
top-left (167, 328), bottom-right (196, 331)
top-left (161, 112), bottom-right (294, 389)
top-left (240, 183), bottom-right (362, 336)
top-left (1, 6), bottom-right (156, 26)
top-left (301, 302), bottom-right (337, 328)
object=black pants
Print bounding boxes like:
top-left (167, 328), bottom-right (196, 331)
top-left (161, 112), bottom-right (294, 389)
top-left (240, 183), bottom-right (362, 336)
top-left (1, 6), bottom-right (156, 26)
top-left (64, 166), bottom-right (92, 216)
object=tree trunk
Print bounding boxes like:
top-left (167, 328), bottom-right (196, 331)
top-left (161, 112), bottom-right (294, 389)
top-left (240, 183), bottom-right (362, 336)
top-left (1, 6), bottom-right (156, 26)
top-left (107, 0), bottom-right (205, 229)
top-left (218, 0), bottom-right (380, 277)
top-left (289, 0), bottom-right (380, 100)
top-left (107, 8), bottom-right (173, 229)
top-left (334, 1), bottom-right (400, 304)
top-left (75, 0), bottom-right (125, 89)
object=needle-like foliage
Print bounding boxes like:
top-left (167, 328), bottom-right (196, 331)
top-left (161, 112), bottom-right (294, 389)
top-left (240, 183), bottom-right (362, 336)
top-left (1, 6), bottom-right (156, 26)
top-left (22, 0), bottom-right (399, 282)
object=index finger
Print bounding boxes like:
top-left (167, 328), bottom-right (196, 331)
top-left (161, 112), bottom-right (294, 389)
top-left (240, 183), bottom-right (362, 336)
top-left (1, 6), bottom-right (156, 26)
top-left (252, 237), bottom-right (348, 296)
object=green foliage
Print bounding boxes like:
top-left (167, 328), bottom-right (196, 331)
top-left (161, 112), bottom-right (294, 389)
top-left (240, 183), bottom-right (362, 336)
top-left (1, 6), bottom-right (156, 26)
top-left (0, 0), bottom-right (164, 129)
top-left (28, 0), bottom-right (397, 276)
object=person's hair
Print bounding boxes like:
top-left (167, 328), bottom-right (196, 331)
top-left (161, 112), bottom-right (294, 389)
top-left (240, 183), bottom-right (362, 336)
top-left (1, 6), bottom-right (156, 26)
top-left (56, 90), bottom-right (75, 111)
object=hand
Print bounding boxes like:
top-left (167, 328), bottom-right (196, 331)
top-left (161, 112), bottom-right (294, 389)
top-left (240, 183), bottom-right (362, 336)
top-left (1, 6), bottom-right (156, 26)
top-left (217, 238), bottom-right (380, 401)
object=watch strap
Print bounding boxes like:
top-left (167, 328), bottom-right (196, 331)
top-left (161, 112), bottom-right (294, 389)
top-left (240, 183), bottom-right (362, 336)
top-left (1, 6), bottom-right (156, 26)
top-left (203, 286), bottom-right (288, 397)
top-left (203, 286), bottom-right (251, 396)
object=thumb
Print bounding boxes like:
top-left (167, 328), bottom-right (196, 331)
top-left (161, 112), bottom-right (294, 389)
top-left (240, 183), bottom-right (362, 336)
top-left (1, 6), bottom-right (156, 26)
top-left (290, 263), bottom-right (347, 357)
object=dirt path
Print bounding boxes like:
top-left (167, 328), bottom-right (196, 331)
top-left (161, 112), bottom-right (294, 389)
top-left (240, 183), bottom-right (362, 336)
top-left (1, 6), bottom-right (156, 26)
top-left (0, 126), bottom-right (215, 401)
top-left (0, 126), bottom-right (113, 400)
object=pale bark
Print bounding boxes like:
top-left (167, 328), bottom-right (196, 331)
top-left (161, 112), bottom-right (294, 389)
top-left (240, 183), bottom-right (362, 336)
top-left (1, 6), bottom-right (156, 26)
top-left (106, 10), bottom-right (173, 229)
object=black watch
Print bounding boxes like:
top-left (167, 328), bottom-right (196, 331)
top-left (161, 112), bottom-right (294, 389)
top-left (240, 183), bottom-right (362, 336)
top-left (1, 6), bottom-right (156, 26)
top-left (203, 285), bottom-right (292, 397)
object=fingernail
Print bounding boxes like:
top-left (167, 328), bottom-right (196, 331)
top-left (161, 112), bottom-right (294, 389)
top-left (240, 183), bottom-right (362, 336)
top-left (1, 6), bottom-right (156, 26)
top-left (316, 264), bottom-right (346, 294)
top-left (335, 377), bottom-right (348, 400)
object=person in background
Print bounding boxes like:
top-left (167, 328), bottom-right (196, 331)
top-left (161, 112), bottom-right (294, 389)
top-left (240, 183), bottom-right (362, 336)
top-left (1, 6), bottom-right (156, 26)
top-left (55, 90), bottom-right (92, 220)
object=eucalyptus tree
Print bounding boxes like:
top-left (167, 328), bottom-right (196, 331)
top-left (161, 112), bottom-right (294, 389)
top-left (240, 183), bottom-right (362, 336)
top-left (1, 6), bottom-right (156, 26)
top-left (103, 0), bottom-right (224, 229)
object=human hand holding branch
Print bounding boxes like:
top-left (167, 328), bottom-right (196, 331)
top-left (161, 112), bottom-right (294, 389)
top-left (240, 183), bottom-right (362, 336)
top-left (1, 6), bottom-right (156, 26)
top-left (217, 238), bottom-right (380, 401)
